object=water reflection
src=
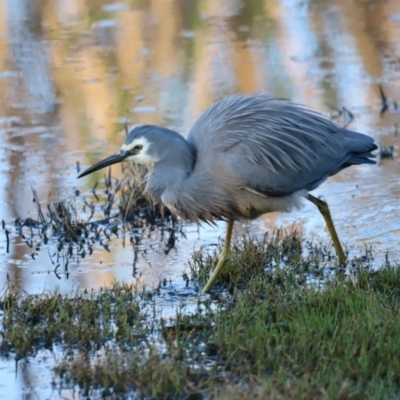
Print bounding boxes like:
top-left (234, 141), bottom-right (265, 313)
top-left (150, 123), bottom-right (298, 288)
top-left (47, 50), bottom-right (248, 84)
top-left (0, 0), bottom-right (399, 298)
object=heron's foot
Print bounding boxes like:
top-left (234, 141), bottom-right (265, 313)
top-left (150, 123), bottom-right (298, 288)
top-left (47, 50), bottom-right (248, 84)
top-left (202, 251), bottom-right (231, 293)
top-left (307, 194), bottom-right (346, 264)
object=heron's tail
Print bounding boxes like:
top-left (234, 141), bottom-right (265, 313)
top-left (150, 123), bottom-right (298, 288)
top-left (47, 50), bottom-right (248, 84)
top-left (346, 130), bottom-right (378, 165)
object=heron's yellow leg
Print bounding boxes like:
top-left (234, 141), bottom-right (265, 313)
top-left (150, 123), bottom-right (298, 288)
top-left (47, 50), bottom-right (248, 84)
top-left (202, 219), bottom-right (234, 293)
top-left (307, 194), bottom-right (346, 264)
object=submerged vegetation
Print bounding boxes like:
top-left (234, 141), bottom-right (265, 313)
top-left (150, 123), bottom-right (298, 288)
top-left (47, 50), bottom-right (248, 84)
top-left (4, 164), bottom-right (180, 276)
top-left (1, 229), bottom-right (400, 399)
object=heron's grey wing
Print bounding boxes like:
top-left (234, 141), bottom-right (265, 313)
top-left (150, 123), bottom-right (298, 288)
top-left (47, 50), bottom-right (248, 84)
top-left (187, 95), bottom-right (376, 196)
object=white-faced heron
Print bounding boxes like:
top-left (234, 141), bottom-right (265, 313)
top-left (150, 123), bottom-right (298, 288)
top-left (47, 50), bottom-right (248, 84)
top-left (78, 95), bottom-right (377, 292)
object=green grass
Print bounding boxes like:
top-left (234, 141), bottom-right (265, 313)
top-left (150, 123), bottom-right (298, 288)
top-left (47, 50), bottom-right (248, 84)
top-left (210, 268), bottom-right (400, 398)
top-left (1, 232), bottom-right (400, 399)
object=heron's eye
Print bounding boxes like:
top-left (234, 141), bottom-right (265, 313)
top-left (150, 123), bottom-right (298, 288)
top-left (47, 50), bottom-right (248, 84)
top-left (133, 144), bottom-right (143, 151)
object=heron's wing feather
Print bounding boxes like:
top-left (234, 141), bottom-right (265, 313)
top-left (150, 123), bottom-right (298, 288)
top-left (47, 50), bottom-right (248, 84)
top-left (187, 95), bottom-right (376, 196)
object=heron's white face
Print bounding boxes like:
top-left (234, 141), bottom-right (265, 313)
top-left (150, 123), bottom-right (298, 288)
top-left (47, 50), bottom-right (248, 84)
top-left (121, 137), bottom-right (158, 165)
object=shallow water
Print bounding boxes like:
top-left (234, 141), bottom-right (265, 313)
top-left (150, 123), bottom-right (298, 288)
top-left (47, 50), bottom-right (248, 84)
top-left (0, 0), bottom-right (399, 396)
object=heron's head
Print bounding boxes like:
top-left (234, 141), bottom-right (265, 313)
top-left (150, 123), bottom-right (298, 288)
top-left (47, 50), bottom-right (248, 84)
top-left (78, 125), bottom-right (190, 179)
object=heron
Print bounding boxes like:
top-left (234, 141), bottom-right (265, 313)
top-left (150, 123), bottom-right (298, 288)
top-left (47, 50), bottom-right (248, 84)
top-left (78, 95), bottom-right (377, 293)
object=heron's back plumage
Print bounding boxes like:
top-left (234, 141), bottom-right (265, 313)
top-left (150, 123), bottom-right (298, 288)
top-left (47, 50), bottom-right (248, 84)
top-left (187, 95), bottom-right (377, 200)
top-left (142, 95), bottom-right (376, 223)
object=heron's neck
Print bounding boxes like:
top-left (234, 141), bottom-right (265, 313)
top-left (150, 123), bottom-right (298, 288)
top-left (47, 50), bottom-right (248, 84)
top-left (145, 139), bottom-right (195, 203)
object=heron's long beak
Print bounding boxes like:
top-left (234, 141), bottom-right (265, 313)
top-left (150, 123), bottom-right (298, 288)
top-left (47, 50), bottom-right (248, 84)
top-left (78, 150), bottom-right (130, 178)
